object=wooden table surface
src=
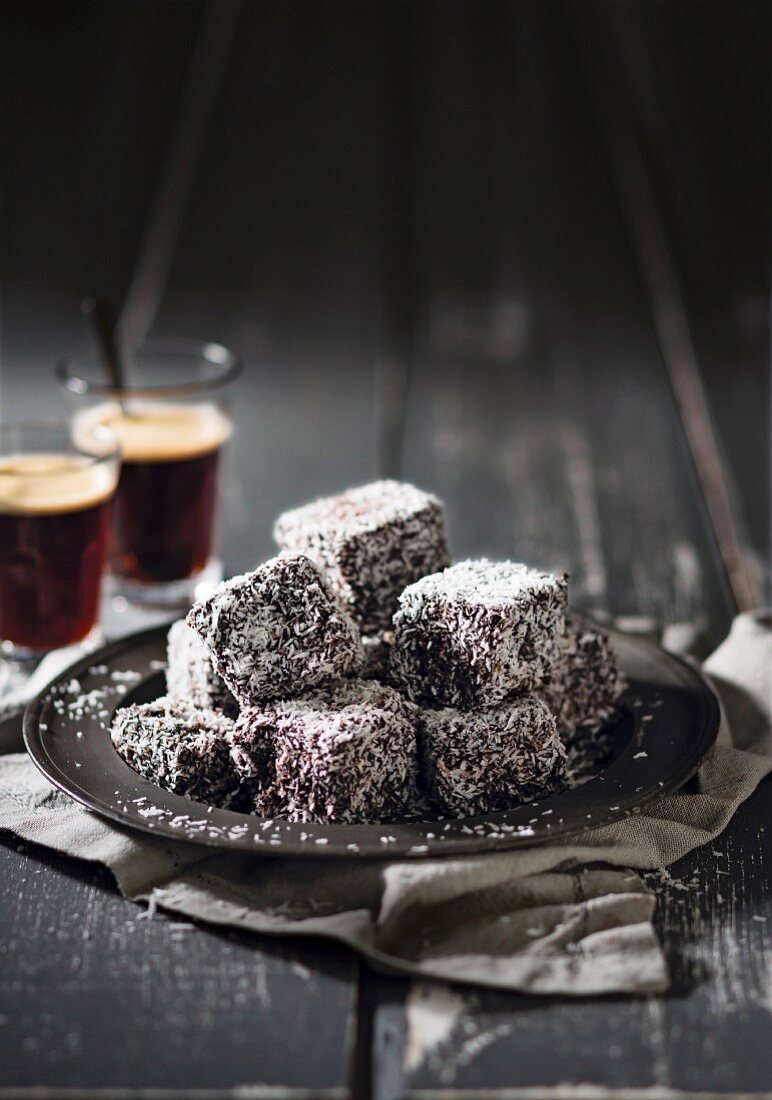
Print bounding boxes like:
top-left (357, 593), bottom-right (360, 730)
top-left (0, 2), bottom-right (768, 1097)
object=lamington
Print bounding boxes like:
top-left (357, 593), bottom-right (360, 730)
top-left (273, 480), bottom-right (450, 633)
top-left (111, 698), bottom-right (244, 809)
top-left (229, 679), bottom-right (419, 823)
top-left (187, 552), bottom-right (364, 707)
top-left (541, 616), bottom-right (626, 738)
top-left (390, 559), bottom-right (568, 709)
top-left (166, 619), bottom-right (239, 718)
top-left (419, 696), bottom-right (566, 816)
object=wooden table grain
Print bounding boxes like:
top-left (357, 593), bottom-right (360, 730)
top-left (0, 2), bottom-right (767, 1097)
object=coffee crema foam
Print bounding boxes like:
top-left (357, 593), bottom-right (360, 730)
top-left (74, 402), bottom-right (232, 463)
top-left (0, 454), bottom-right (118, 515)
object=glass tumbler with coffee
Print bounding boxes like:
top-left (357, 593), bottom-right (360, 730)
top-left (59, 341), bottom-right (241, 608)
top-left (0, 421), bottom-right (119, 671)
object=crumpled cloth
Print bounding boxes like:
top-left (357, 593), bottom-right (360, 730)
top-left (0, 612), bottom-right (769, 996)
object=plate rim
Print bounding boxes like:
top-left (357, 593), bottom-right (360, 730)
top-left (23, 621), bottom-right (721, 858)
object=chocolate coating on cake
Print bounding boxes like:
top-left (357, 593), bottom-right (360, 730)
top-left (419, 696), bottom-right (566, 816)
top-left (230, 679), bottom-right (419, 823)
top-left (166, 619), bottom-right (239, 718)
top-left (273, 480), bottom-right (450, 632)
top-left (187, 552), bottom-right (364, 707)
top-left (391, 559), bottom-right (568, 709)
top-left (541, 616), bottom-right (626, 737)
top-left (111, 697), bottom-right (244, 809)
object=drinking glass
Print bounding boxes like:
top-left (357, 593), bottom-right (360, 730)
top-left (58, 341), bottom-right (241, 608)
top-left (0, 421), bottom-right (119, 667)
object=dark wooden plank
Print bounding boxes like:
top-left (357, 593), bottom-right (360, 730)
top-left (604, 0), bottom-right (770, 598)
top-left (0, 836), bottom-right (354, 1096)
top-left (143, 0), bottom-right (396, 572)
top-left (572, 0), bottom-right (765, 613)
top-left (0, 0), bottom-right (204, 420)
top-left (372, 0), bottom-right (418, 480)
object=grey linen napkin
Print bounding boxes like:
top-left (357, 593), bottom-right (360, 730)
top-left (0, 612), bottom-right (769, 996)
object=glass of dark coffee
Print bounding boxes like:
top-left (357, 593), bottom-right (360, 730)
top-left (59, 341), bottom-right (241, 608)
top-left (0, 421), bottom-right (119, 664)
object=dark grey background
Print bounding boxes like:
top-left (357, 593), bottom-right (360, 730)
top-left (0, 2), bottom-right (769, 1096)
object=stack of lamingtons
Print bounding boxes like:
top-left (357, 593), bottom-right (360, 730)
top-left (111, 481), bottom-right (626, 823)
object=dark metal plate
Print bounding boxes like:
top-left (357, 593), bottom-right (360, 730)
top-left (23, 623), bottom-right (720, 858)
